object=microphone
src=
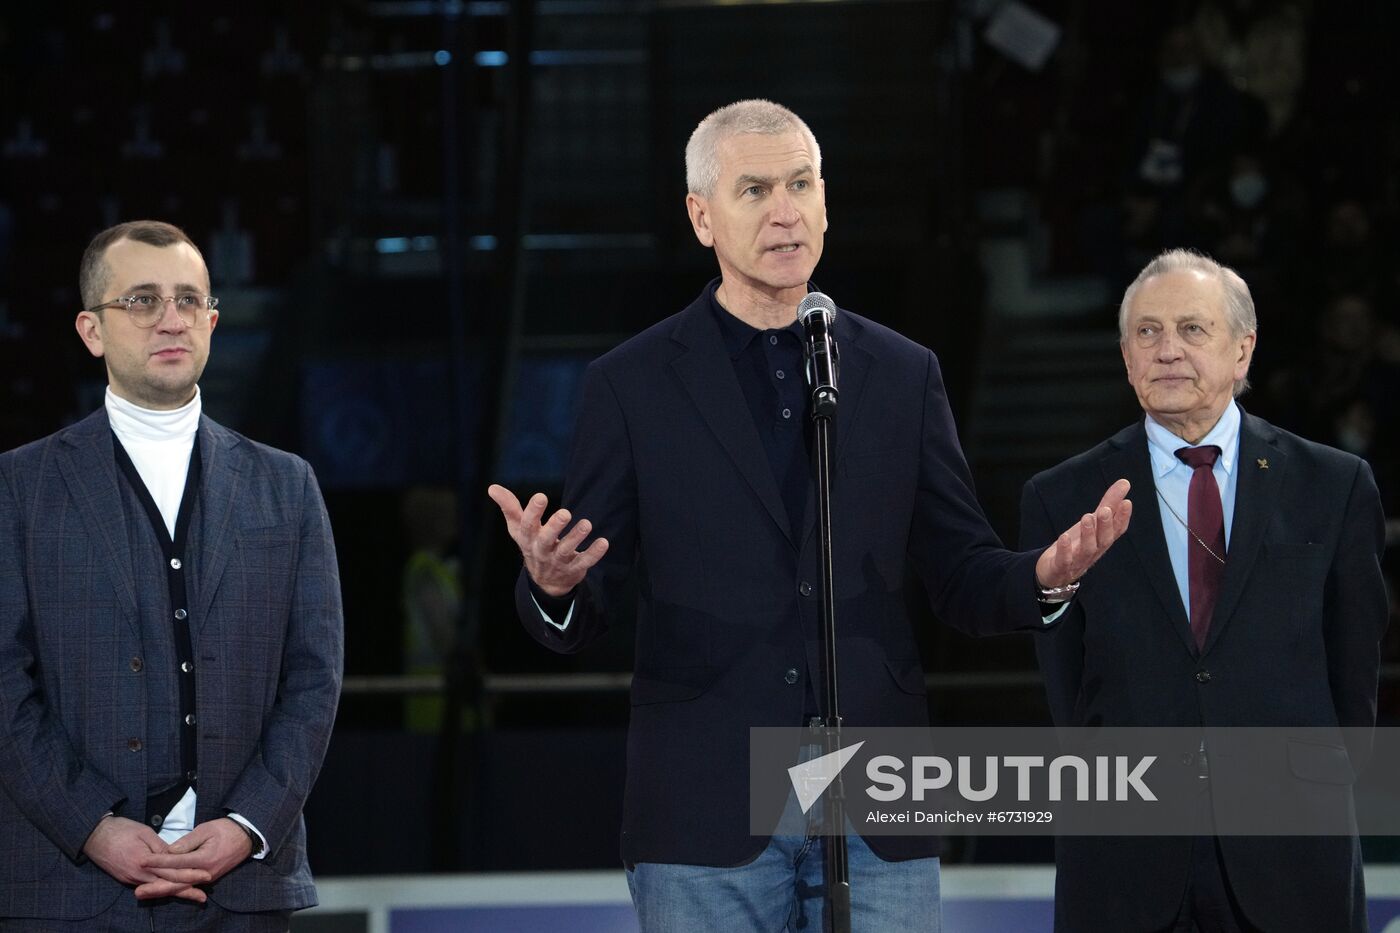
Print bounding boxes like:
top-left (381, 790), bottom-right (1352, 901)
top-left (798, 291), bottom-right (839, 418)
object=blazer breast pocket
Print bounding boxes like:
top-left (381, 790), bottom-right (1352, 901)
top-left (1265, 541), bottom-right (1326, 561)
top-left (237, 521), bottom-right (298, 550)
top-left (842, 448), bottom-right (915, 479)
top-left (234, 521), bottom-right (297, 573)
top-left (224, 522), bottom-right (299, 628)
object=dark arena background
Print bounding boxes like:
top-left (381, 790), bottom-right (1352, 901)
top-left (3, 2), bottom-right (1399, 930)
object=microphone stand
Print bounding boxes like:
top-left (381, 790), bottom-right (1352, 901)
top-left (803, 301), bottom-right (850, 933)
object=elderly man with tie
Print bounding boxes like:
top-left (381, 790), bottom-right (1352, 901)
top-left (1021, 248), bottom-right (1388, 933)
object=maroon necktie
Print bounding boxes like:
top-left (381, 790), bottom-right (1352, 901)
top-left (1175, 446), bottom-right (1225, 652)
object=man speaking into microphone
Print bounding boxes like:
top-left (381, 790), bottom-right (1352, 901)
top-left (488, 99), bottom-right (1131, 932)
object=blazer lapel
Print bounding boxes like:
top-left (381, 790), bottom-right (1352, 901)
top-left (669, 296), bottom-right (795, 546)
top-left (55, 410), bottom-right (141, 636)
top-left (1201, 410), bottom-right (1282, 655)
top-left (192, 416), bottom-right (245, 636)
top-left (1100, 421), bottom-right (1196, 655)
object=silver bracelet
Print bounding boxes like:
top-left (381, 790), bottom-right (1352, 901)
top-left (1037, 580), bottom-right (1080, 604)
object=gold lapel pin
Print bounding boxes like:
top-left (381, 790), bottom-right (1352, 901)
top-left (1256, 458), bottom-right (1269, 470)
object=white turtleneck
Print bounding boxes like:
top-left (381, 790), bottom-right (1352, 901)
top-left (105, 387), bottom-right (200, 538)
top-left (104, 386), bottom-right (267, 858)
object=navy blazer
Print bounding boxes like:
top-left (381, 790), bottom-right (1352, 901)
top-left (515, 284), bottom-right (1046, 866)
top-left (0, 409), bottom-right (343, 921)
top-left (1021, 412), bottom-right (1387, 933)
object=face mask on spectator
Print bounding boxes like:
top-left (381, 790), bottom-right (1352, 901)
top-left (1230, 172), bottom-right (1269, 209)
top-left (1161, 65), bottom-right (1201, 94)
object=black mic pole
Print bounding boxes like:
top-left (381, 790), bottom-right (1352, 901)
top-left (798, 292), bottom-right (850, 933)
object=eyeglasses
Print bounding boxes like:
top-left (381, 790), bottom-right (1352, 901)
top-left (86, 292), bottom-right (219, 328)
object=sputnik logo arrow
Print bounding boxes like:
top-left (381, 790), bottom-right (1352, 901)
top-left (788, 741), bottom-right (865, 814)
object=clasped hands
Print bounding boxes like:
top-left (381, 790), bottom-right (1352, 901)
top-left (82, 815), bottom-right (253, 903)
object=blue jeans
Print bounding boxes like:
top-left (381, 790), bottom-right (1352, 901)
top-left (626, 810), bottom-right (941, 932)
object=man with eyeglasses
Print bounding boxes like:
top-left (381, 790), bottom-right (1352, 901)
top-left (0, 220), bottom-right (343, 931)
top-left (1021, 249), bottom-right (1387, 933)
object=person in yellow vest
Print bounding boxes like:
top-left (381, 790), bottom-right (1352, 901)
top-left (401, 486), bottom-right (465, 732)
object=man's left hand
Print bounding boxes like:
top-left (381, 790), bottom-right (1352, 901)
top-left (1035, 478), bottom-right (1133, 589)
top-left (137, 818), bottom-right (253, 898)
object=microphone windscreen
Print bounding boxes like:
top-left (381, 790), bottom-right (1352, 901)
top-left (797, 291), bottom-right (837, 324)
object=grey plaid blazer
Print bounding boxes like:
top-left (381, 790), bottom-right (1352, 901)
top-left (0, 408), bottom-right (343, 921)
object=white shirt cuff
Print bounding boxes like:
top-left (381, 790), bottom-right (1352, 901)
top-left (532, 593), bottom-right (575, 631)
top-left (227, 812), bottom-right (268, 860)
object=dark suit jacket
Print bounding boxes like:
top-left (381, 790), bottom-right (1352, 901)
top-left (1021, 410), bottom-right (1387, 933)
top-left (515, 283), bottom-right (1046, 866)
top-left (0, 409), bottom-right (343, 921)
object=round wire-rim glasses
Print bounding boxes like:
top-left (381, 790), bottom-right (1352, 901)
top-left (86, 293), bottom-right (219, 328)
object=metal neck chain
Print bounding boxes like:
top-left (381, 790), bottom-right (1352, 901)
top-left (1155, 488), bottom-right (1226, 566)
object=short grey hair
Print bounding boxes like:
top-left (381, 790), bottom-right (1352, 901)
top-left (685, 99), bottom-right (822, 198)
top-left (1119, 248), bottom-right (1257, 396)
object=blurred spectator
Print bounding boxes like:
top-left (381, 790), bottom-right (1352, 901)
top-left (1188, 150), bottom-right (1307, 269)
top-left (1264, 292), bottom-right (1400, 511)
top-left (1192, 0), bottom-right (1310, 136)
top-left (1318, 198), bottom-right (1383, 299)
top-left (401, 485), bottom-right (465, 732)
top-left (1120, 24), bottom-right (1267, 270)
top-left (1186, 150), bottom-right (1308, 359)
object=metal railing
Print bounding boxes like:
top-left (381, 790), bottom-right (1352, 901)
top-left (342, 664), bottom-right (1400, 697)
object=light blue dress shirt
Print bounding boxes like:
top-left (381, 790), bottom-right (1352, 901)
top-left (1144, 402), bottom-right (1241, 620)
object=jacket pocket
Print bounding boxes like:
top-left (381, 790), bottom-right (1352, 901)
top-left (629, 667), bottom-right (715, 706)
top-left (237, 521), bottom-right (298, 549)
top-left (1287, 739), bottom-right (1355, 785)
top-left (843, 449), bottom-right (915, 479)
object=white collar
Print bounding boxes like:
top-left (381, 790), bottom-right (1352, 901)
top-left (105, 386), bottom-right (202, 444)
top-left (1144, 401), bottom-right (1240, 479)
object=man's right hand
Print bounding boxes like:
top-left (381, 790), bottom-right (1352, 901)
top-left (82, 815), bottom-right (211, 903)
top-left (487, 485), bottom-right (609, 598)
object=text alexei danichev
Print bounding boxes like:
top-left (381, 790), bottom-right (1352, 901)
top-left (865, 810), bottom-right (1055, 824)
